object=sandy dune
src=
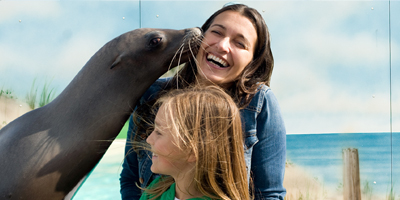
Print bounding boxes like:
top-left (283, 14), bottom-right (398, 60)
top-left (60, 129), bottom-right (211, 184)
top-left (0, 97), bottom-right (32, 129)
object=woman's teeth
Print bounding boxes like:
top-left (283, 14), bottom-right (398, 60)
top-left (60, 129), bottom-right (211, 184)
top-left (207, 54), bottom-right (228, 68)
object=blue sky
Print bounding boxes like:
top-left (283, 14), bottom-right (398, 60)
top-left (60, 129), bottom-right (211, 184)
top-left (0, 0), bottom-right (399, 134)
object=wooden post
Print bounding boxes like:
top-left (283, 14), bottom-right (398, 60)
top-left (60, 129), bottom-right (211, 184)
top-left (342, 148), bottom-right (361, 200)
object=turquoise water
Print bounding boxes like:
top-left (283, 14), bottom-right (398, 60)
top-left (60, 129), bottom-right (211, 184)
top-left (73, 140), bottom-right (125, 200)
top-left (73, 133), bottom-right (399, 199)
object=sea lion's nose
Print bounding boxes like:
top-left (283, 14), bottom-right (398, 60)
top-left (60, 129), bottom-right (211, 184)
top-left (186, 27), bottom-right (202, 36)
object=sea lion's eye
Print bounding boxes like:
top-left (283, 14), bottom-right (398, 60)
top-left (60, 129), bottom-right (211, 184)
top-left (149, 37), bottom-right (162, 46)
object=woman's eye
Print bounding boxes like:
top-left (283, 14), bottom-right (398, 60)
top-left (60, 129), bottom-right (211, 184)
top-left (211, 30), bottom-right (221, 35)
top-left (149, 37), bottom-right (162, 46)
top-left (236, 41), bottom-right (246, 49)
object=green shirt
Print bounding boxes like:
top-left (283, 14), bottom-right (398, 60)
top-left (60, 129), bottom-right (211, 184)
top-left (139, 176), bottom-right (213, 200)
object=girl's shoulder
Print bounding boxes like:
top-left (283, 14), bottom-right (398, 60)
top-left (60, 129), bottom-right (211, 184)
top-left (147, 175), bottom-right (163, 188)
top-left (140, 176), bottom-right (176, 200)
top-left (145, 176), bottom-right (217, 200)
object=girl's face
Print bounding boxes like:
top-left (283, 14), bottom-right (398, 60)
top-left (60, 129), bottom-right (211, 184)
top-left (146, 105), bottom-right (194, 177)
top-left (196, 10), bottom-right (257, 87)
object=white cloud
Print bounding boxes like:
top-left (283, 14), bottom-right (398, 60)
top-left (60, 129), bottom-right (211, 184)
top-left (265, 1), bottom-right (396, 133)
top-left (0, 1), bottom-right (62, 23)
top-left (300, 31), bottom-right (388, 67)
top-left (274, 60), bottom-right (390, 113)
top-left (272, 58), bottom-right (391, 133)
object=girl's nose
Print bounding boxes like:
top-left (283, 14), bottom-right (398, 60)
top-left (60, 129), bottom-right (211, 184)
top-left (146, 131), bottom-right (154, 144)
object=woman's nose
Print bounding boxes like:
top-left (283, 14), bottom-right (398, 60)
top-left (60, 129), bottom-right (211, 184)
top-left (216, 37), bottom-right (230, 53)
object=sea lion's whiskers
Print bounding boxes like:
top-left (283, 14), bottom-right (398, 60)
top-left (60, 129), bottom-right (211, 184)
top-left (186, 35), bottom-right (214, 85)
top-left (194, 54), bottom-right (215, 85)
top-left (192, 34), bottom-right (205, 45)
top-left (168, 43), bottom-right (185, 71)
top-left (177, 42), bottom-right (185, 66)
top-left (197, 35), bottom-right (209, 52)
top-left (174, 43), bottom-right (187, 88)
top-left (188, 41), bottom-right (199, 67)
top-left (190, 38), bottom-right (201, 54)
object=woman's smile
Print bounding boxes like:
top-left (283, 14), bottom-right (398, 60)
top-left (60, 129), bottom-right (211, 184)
top-left (206, 53), bottom-right (229, 68)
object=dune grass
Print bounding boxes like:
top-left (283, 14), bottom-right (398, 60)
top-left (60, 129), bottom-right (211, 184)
top-left (26, 79), bottom-right (38, 109)
top-left (283, 162), bottom-right (330, 200)
top-left (362, 180), bottom-right (374, 200)
top-left (387, 183), bottom-right (397, 200)
top-left (0, 87), bottom-right (15, 99)
top-left (38, 80), bottom-right (56, 107)
top-left (0, 87), bottom-right (16, 125)
top-left (25, 78), bottom-right (57, 109)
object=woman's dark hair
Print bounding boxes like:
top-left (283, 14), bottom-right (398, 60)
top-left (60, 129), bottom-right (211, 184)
top-left (171, 4), bottom-right (274, 108)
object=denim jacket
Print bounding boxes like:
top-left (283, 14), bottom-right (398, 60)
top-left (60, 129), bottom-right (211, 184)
top-left (120, 78), bottom-right (286, 200)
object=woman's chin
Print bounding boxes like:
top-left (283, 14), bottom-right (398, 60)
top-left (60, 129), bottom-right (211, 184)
top-left (197, 73), bottom-right (222, 85)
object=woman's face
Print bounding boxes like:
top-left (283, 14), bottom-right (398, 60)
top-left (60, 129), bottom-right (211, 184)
top-left (196, 10), bottom-right (257, 87)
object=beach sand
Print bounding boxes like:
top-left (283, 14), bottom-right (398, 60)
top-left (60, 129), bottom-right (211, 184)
top-left (0, 97), bottom-right (32, 129)
top-left (283, 163), bottom-right (342, 200)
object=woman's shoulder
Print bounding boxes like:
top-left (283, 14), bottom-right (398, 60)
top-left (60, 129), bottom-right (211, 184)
top-left (154, 77), bottom-right (173, 88)
top-left (140, 77), bottom-right (173, 103)
top-left (256, 83), bottom-right (271, 94)
top-left (244, 83), bottom-right (274, 112)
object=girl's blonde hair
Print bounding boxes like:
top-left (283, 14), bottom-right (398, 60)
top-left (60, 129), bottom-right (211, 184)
top-left (144, 85), bottom-right (250, 200)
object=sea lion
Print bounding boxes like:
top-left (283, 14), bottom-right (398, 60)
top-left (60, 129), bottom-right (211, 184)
top-left (0, 27), bottom-right (201, 199)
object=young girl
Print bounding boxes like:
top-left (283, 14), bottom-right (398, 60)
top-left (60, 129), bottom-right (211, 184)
top-left (139, 85), bottom-right (250, 200)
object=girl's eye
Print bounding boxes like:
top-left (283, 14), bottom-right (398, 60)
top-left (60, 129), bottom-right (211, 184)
top-left (155, 130), bottom-right (162, 136)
